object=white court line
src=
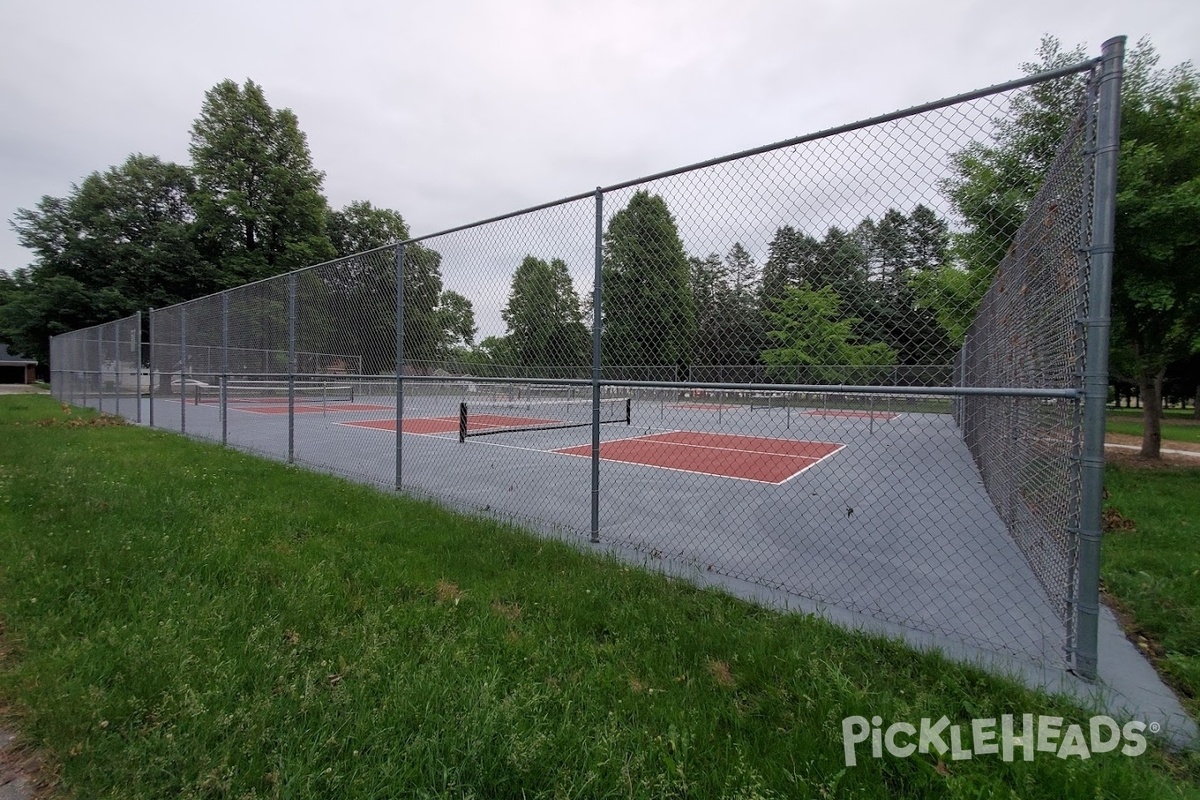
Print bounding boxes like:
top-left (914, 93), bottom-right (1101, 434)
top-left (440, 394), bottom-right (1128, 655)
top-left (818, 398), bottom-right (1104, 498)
top-left (637, 431), bottom-right (846, 453)
top-left (330, 418), bottom-right (847, 484)
top-left (550, 446), bottom-right (796, 485)
top-left (555, 435), bottom-right (847, 485)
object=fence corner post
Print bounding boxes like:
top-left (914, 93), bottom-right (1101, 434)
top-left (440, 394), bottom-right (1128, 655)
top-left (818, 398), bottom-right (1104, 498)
top-left (1075, 34), bottom-right (1125, 680)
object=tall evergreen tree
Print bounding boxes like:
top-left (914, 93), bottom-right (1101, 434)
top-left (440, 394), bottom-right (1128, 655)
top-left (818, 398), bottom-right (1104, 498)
top-left (601, 191), bottom-right (695, 377)
top-left (502, 256), bottom-right (589, 375)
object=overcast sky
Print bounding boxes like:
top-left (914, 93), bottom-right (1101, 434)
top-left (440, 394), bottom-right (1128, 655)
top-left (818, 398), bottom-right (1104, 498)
top-left (2, 0), bottom-right (1197, 336)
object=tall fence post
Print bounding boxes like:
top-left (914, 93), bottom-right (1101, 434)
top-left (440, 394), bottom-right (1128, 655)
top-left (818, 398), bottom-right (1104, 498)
top-left (395, 244), bottom-right (406, 491)
top-left (148, 309), bottom-right (155, 427)
top-left (95, 327), bottom-right (104, 412)
top-left (114, 321), bottom-right (122, 419)
top-left (288, 273), bottom-right (297, 464)
top-left (1076, 35), bottom-right (1125, 680)
top-left (180, 305), bottom-right (187, 434)
top-left (221, 292), bottom-right (229, 446)
top-left (591, 187), bottom-right (604, 544)
top-left (135, 312), bottom-right (142, 424)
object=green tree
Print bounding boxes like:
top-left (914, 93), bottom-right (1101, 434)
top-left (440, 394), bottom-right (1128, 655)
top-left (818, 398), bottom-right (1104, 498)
top-left (4, 154), bottom-right (214, 361)
top-left (937, 36), bottom-right (1200, 457)
top-left (1110, 47), bottom-right (1200, 455)
top-left (762, 284), bottom-right (897, 384)
top-left (327, 201), bottom-right (410, 258)
top-left (862, 206), bottom-right (955, 372)
top-left (312, 202), bottom-right (457, 373)
top-left (760, 225), bottom-right (820, 308)
top-left (601, 191), bottom-right (695, 377)
top-left (502, 256), bottom-right (589, 376)
top-left (190, 79), bottom-right (334, 284)
top-left (438, 290), bottom-right (476, 350)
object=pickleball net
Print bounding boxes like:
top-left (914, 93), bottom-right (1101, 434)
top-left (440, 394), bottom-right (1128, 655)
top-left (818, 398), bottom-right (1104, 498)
top-left (192, 380), bottom-right (356, 406)
top-left (458, 396), bottom-right (631, 441)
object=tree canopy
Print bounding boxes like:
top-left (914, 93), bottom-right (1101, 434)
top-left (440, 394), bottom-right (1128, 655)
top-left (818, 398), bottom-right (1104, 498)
top-left (3, 154), bottom-right (216, 360)
top-left (190, 79), bottom-right (335, 283)
top-left (502, 256), bottom-right (589, 376)
top-left (601, 191), bottom-right (695, 377)
top-left (930, 36), bottom-right (1200, 457)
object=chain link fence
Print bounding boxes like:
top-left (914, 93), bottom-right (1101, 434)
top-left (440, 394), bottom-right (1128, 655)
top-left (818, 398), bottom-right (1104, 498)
top-left (49, 43), bottom-right (1123, 676)
top-left (49, 312), bottom-right (142, 422)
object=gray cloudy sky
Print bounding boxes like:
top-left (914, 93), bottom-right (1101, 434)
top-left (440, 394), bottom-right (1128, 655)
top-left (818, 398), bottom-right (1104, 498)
top-left (2, 0), bottom-right (1197, 335)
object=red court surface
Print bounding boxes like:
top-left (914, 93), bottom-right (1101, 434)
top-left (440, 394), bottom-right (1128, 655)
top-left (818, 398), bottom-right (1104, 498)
top-left (554, 431), bottom-right (844, 484)
top-left (217, 402), bottom-right (391, 415)
top-left (339, 414), bottom-right (560, 435)
top-left (804, 410), bottom-right (897, 420)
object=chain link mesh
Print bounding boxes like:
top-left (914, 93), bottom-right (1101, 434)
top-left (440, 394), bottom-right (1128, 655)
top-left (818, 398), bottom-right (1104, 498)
top-left (51, 63), bottom-right (1105, 670)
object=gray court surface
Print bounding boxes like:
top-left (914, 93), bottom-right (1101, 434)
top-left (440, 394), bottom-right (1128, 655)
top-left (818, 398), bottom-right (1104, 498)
top-left (140, 390), bottom-right (1064, 660)
top-left (77, 388), bottom-right (1198, 745)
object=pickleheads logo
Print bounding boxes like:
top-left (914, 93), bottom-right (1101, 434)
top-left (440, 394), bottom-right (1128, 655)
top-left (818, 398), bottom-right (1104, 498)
top-left (841, 714), bottom-right (1151, 766)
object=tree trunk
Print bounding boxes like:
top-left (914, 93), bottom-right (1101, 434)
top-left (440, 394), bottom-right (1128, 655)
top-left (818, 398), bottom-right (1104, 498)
top-left (1194, 383), bottom-right (1199, 420)
top-left (1139, 370), bottom-right (1164, 459)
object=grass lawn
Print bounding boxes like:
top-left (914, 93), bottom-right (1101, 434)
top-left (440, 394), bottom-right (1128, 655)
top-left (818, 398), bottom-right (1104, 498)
top-left (1107, 408), bottom-right (1200, 445)
top-left (0, 395), bottom-right (1196, 798)
top-left (1103, 461), bottom-right (1200, 724)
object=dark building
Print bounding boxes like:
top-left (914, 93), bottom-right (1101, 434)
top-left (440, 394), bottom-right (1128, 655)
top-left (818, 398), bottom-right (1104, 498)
top-left (0, 343), bottom-right (38, 384)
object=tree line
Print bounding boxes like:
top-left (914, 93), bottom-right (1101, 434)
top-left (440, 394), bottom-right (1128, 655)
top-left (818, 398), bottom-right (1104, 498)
top-left (472, 37), bottom-right (1199, 459)
top-left (0, 80), bottom-right (475, 371)
top-left (3, 37), bottom-right (1196, 459)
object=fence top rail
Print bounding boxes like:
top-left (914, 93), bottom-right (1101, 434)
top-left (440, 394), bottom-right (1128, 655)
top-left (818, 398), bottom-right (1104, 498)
top-left (144, 54), bottom-right (1100, 316)
top-left (198, 373), bottom-right (1080, 398)
top-left (52, 313), bottom-right (142, 338)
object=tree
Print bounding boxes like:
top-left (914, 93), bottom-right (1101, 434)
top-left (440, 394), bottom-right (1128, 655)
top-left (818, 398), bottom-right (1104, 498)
top-left (502, 256), bottom-right (589, 376)
top-left (438, 290), bottom-right (476, 351)
top-left (189, 79), bottom-right (334, 284)
top-left (601, 191), bottom-right (695, 377)
top-left (327, 201), bottom-right (410, 258)
top-left (1110, 47), bottom-right (1200, 455)
top-left (310, 201), bottom-right (458, 373)
top-left (939, 36), bottom-right (1200, 457)
top-left (762, 284), bottom-right (897, 384)
top-left (760, 225), bottom-right (820, 308)
top-left (4, 154), bottom-right (215, 361)
top-left (860, 206), bottom-right (955, 372)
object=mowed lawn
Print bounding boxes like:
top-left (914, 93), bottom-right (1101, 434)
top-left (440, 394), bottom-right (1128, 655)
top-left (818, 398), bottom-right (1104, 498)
top-left (0, 396), bottom-right (1196, 798)
top-left (1107, 408), bottom-right (1200, 445)
top-left (1104, 461), bottom-right (1200, 723)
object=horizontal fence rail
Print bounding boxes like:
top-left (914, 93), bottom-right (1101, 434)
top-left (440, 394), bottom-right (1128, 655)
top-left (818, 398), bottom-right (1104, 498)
top-left (49, 43), bottom-right (1123, 678)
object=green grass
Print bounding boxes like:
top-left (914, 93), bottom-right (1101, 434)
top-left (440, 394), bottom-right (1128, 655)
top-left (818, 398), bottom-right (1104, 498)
top-left (1104, 463), bottom-right (1200, 723)
top-left (1107, 409), bottom-right (1200, 444)
top-left (0, 395), bottom-right (1196, 798)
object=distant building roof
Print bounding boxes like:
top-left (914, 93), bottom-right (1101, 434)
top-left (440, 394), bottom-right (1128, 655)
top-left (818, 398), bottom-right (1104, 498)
top-left (0, 343), bottom-right (38, 366)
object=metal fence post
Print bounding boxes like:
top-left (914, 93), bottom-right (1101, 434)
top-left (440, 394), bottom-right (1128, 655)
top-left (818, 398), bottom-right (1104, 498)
top-left (288, 273), bottom-right (297, 464)
top-left (95, 327), bottom-right (103, 412)
top-left (180, 305), bottom-right (187, 434)
top-left (1075, 35), bottom-right (1125, 680)
top-left (115, 320), bottom-right (123, 419)
top-left (395, 244), bottom-right (406, 491)
top-left (148, 309), bottom-right (155, 427)
top-left (221, 292), bottom-right (229, 446)
top-left (135, 312), bottom-right (142, 424)
top-left (591, 187), bottom-right (604, 544)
